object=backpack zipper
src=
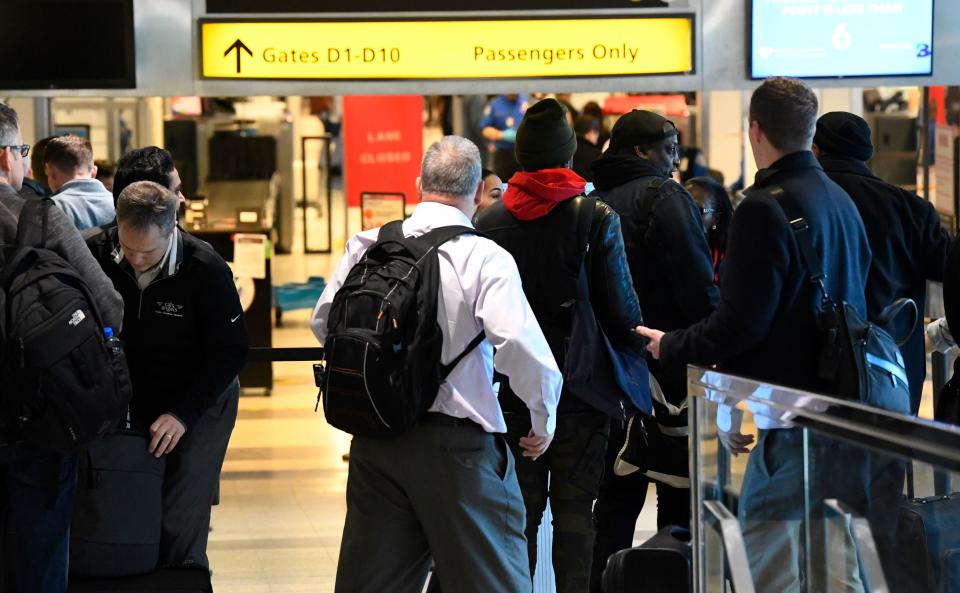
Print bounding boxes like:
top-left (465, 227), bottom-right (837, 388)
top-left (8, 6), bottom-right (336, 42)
top-left (362, 342), bottom-right (391, 429)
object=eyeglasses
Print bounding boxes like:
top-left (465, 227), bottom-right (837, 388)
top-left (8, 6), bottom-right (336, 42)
top-left (0, 144), bottom-right (30, 158)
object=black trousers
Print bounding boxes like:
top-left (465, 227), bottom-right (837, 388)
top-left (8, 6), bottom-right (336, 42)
top-left (505, 409), bottom-right (610, 593)
top-left (589, 419), bottom-right (690, 593)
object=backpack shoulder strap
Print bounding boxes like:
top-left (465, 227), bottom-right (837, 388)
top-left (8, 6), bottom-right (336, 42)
top-left (16, 197), bottom-right (50, 248)
top-left (422, 226), bottom-right (489, 382)
top-left (763, 185), bottom-right (833, 304)
top-left (419, 225), bottom-right (488, 249)
top-left (635, 177), bottom-right (673, 241)
top-left (439, 331), bottom-right (485, 381)
top-left (571, 196), bottom-right (597, 308)
top-left (574, 196), bottom-right (594, 260)
top-left (377, 220), bottom-right (405, 243)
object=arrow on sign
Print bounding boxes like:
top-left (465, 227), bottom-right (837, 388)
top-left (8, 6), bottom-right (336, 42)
top-left (224, 38), bottom-right (253, 74)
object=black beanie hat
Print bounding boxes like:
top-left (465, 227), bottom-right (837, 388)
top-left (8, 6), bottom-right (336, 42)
top-left (609, 109), bottom-right (678, 152)
top-left (515, 98), bottom-right (577, 171)
top-left (814, 112), bottom-right (874, 161)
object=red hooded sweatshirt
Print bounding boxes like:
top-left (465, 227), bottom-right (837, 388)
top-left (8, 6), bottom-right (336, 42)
top-left (502, 168), bottom-right (587, 221)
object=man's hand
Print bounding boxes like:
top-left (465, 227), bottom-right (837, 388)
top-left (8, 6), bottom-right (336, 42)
top-left (635, 326), bottom-right (665, 360)
top-left (148, 414), bottom-right (186, 458)
top-left (718, 430), bottom-right (755, 456)
top-left (519, 429), bottom-right (553, 460)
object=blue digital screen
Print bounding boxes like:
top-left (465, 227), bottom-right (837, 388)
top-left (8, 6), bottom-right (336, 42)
top-left (751, 0), bottom-right (934, 78)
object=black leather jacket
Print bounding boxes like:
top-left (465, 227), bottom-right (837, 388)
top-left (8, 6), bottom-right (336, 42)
top-left (476, 196), bottom-right (645, 411)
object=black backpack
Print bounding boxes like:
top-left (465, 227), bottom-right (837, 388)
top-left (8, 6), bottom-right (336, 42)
top-left (774, 189), bottom-right (913, 414)
top-left (316, 221), bottom-right (485, 437)
top-left (0, 199), bottom-right (132, 453)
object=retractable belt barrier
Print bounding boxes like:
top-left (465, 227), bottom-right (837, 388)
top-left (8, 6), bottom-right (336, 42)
top-left (247, 347), bottom-right (324, 362)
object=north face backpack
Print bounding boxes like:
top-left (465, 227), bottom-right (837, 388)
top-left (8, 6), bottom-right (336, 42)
top-left (0, 198), bottom-right (132, 453)
top-left (316, 221), bottom-right (485, 437)
top-left (773, 189), bottom-right (913, 415)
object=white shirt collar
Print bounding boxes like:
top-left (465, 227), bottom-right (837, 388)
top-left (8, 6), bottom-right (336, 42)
top-left (403, 201), bottom-right (474, 235)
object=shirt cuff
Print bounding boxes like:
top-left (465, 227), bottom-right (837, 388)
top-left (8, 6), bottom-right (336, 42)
top-left (529, 408), bottom-right (556, 438)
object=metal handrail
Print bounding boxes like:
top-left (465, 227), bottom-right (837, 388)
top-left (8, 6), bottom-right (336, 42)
top-left (823, 499), bottom-right (890, 593)
top-left (702, 500), bottom-right (756, 593)
top-left (687, 366), bottom-right (960, 472)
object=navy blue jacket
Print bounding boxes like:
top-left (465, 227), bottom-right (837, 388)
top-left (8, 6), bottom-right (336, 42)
top-left (661, 151), bottom-right (871, 393)
top-left (820, 154), bottom-right (952, 412)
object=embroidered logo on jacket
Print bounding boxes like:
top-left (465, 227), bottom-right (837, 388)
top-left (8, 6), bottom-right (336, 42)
top-left (68, 310), bottom-right (86, 327)
top-left (156, 301), bottom-right (185, 318)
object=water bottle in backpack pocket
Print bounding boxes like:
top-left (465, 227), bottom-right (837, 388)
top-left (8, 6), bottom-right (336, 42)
top-left (0, 198), bottom-right (131, 452)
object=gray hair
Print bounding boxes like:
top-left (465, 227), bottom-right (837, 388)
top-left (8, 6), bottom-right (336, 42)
top-left (0, 103), bottom-right (20, 146)
top-left (116, 180), bottom-right (178, 235)
top-left (420, 136), bottom-right (482, 199)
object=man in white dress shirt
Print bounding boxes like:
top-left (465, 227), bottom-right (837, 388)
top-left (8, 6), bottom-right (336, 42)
top-left (312, 135), bottom-right (562, 593)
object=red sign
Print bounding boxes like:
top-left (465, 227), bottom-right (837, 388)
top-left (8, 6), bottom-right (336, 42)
top-left (343, 95), bottom-right (423, 208)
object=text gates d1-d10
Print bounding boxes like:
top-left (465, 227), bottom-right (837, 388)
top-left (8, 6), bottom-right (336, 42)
top-left (200, 17), bottom-right (694, 80)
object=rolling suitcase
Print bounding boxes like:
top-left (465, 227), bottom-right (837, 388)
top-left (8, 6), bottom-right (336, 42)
top-left (894, 492), bottom-right (960, 593)
top-left (68, 567), bottom-right (213, 593)
top-left (602, 525), bottom-right (692, 593)
top-left (70, 429), bottom-right (166, 577)
top-left (942, 548), bottom-right (960, 593)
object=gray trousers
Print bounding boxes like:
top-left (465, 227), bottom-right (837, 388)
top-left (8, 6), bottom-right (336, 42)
top-left (160, 380), bottom-right (240, 568)
top-left (740, 428), bottom-right (865, 593)
top-left (335, 416), bottom-right (531, 593)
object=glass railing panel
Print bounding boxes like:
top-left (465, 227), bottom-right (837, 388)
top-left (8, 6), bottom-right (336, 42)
top-left (689, 366), bottom-right (960, 593)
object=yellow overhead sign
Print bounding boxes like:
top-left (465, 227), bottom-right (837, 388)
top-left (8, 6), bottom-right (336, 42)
top-left (200, 18), bottom-right (694, 80)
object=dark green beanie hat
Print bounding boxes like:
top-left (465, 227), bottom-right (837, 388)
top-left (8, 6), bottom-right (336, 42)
top-left (515, 98), bottom-right (577, 171)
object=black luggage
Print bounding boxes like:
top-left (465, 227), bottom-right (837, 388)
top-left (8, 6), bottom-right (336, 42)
top-left (68, 567), bottom-right (212, 593)
top-left (893, 492), bottom-right (960, 592)
top-left (602, 525), bottom-right (692, 593)
top-left (70, 429), bottom-right (166, 577)
top-left (943, 548), bottom-right (960, 593)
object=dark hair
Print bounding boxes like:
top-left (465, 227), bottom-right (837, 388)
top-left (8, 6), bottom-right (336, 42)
top-left (582, 101), bottom-right (603, 120)
top-left (113, 146), bottom-right (175, 201)
top-left (31, 137), bottom-right (56, 185)
top-left (95, 159), bottom-right (116, 179)
top-left (481, 168), bottom-right (498, 180)
top-left (574, 115), bottom-right (600, 138)
top-left (116, 180), bottom-right (178, 235)
top-left (687, 176), bottom-right (734, 255)
top-left (749, 77), bottom-right (818, 153)
top-left (44, 135), bottom-right (94, 173)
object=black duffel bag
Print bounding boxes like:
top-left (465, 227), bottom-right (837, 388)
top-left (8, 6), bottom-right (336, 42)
top-left (70, 428), bottom-right (165, 577)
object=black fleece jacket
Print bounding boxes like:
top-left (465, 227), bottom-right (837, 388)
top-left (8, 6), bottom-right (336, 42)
top-left (590, 155), bottom-right (718, 404)
top-left (85, 225), bottom-right (248, 430)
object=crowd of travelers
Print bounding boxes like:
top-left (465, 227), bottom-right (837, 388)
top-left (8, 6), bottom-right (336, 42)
top-left (315, 77), bottom-right (954, 593)
top-left (0, 74), bottom-right (954, 593)
top-left (0, 103), bottom-right (247, 592)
